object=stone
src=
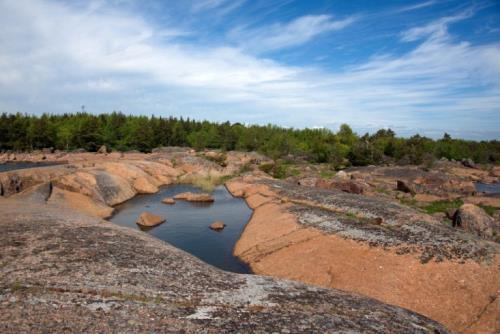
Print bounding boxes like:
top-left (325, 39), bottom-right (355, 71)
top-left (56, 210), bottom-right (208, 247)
top-left (461, 158), bottom-right (476, 169)
top-left (452, 204), bottom-right (497, 240)
top-left (161, 197), bottom-right (175, 205)
top-left (136, 212), bottom-right (165, 227)
top-left (396, 180), bottom-right (416, 195)
top-left (174, 192), bottom-right (214, 202)
top-left (209, 221), bottom-right (226, 231)
top-left (336, 170), bottom-right (349, 179)
top-left (97, 145), bottom-right (107, 154)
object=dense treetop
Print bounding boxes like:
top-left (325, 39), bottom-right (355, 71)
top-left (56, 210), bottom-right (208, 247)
top-left (0, 112), bottom-right (498, 166)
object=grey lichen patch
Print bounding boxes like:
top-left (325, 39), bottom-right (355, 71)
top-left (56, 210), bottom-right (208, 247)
top-left (255, 178), bottom-right (498, 264)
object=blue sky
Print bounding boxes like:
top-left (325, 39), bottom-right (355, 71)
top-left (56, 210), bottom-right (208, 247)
top-left (0, 0), bottom-right (499, 139)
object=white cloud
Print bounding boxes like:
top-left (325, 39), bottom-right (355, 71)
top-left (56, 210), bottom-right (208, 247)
top-left (229, 14), bottom-right (356, 53)
top-left (0, 0), bottom-right (499, 139)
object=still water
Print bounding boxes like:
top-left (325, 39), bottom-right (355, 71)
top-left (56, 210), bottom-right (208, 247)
top-left (0, 161), bottom-right (63, 172)
top-left (110, 184), bottom-right (252, 274)
top-left (475, 182), bottom-right (500, 195)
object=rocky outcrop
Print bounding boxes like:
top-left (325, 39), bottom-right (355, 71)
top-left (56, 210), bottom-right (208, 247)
top-left (136, 211), bottom-right (166, 227)
top-left (0, 196), bottom-right (451, 333)
top-left (226, 176), bottom-right (499, 334)
top-left (453, 204), bottom-right (498, 240)
top-left (174, 192), bottom-right (214, 202)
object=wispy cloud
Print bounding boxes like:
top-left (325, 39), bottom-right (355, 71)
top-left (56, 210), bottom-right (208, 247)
top-left (401, 9), bottom-right (474, 42)
top-left (229, 14), bottom-right (357, 53)
top-left (392, 1), bottom-right (437, 14)
top-left (191, 0), bottom-right (246, 16)
top-left (0, 0), bottom-right (499, 139)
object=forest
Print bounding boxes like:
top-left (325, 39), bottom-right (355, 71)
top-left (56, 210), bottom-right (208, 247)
top-left (0, 112), bottom-right (498, 167)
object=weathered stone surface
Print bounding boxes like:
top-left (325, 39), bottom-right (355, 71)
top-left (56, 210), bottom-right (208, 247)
top-left (226, 176), bottom-right (499, 334)
top-left (174, 192), bottom-right (214, 202)
top-left (210, 221), bottom-right (226, 230)
top-left (161, 197), bottom-right (175, 204)
top-left (0, 198), bottom-right (451, 333)
top-left (136, 211), bottom-right (166, 227)
top-left (453, 204), bottom-right (498, 240)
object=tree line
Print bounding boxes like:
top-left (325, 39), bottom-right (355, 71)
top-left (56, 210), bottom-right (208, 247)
top-left (0, 112), bottom-right (498, 166)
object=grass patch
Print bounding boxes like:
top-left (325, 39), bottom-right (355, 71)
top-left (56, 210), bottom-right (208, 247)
top-left (375, 187), bottom-right (390, 195)
top-left (423, 199), bottom-right (463, 214)
top-left (479, 205), bottom-right (498, 217)
top-left (259, 162), bottom-right (300, 179)
top-left (319, 169), bottom-right (336, 179)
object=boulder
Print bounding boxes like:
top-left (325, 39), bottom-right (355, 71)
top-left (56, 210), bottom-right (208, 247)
top-left (136, 212), bottom-right (165, 227)
top-left (452, 204), bottom-right (497, 239)
top-left (461, 158), bottom-right (476, 169)
top-left (97, 145), bottom-right (107, 154)
top-left (396, 180), bottom-right (416, 195)
top-left (336, 170), bottom-right (349, 179)
top-left (209, 221), bottom-right (226, 231)
top-left (174, 192), bottom-right (214, 202)
top-left (161, 197), bottom-right (175, 205)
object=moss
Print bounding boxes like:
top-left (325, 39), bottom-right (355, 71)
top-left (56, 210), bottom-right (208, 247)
top-left (423, 199), bottom-right (463, 214)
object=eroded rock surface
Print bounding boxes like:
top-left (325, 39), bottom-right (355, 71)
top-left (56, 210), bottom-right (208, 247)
top-left (227, 176), bottom-right (499, 334)
top-left (0, 198), bottom-right (450, 333)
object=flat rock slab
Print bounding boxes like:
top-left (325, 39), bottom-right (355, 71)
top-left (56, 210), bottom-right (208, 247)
top-left (174, 192), bottom-right (214, 202)
top-left (0, 199), bottom-right (450, 333)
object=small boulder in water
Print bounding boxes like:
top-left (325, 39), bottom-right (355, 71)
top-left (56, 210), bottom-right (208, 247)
top-left (162, 197), bottom-right (175, 205)
top-left (210, 221), bottom-right (226, 231)
top-left (136, 212), bottom-right (165, 227)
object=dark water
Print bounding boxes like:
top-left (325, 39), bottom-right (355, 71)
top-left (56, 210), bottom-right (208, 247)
top-left (0, 161), bottom-right (63, 172)
top-left (110, 184), bottom-right (252, 274)
top-left (475, 182), bottom-right (500, 195)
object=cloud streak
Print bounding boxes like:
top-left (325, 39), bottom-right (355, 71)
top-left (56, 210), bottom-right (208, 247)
top-left (229, 14), bottom-right (357, 53)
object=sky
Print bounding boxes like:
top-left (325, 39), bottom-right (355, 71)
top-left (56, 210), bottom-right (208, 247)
top-left (0, 0), bottom-right (499, 139)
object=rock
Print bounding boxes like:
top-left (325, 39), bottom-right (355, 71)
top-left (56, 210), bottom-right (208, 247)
top-left (42, 147), bottom-right (54, 154)
top-left (136, 212), bottom-right (165, 227)
top-left (316, 179), bottom-right (365, 194)
top-left (396, 180), bottom-right (416, 195)
top-left (227, 177), bottom-right (499, 334)
top-left (209, 221), bottom-right (226, 230)
top-left (445, 208), bottom-right (457, 220)
top-left (414, 194), bottom-right (445, 203)
top-left (174, 192), bottom-right (214, 202)
top-left (432, 212), bottom-right (447, 221)
top-left (461, 158), bottom-right (476, 169)
top-left (336, 170), bottom-right (349, 179)
top-left (97, 145), bottom-right (107, 154)
top-left (452, 204), bottom-right (497, 240)
top-left (297, 177), bottom-right (318, 187)
top-left (161, 197), bottom-right (175, 205)
top-left (0, 199), bottom-right (453, 334)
